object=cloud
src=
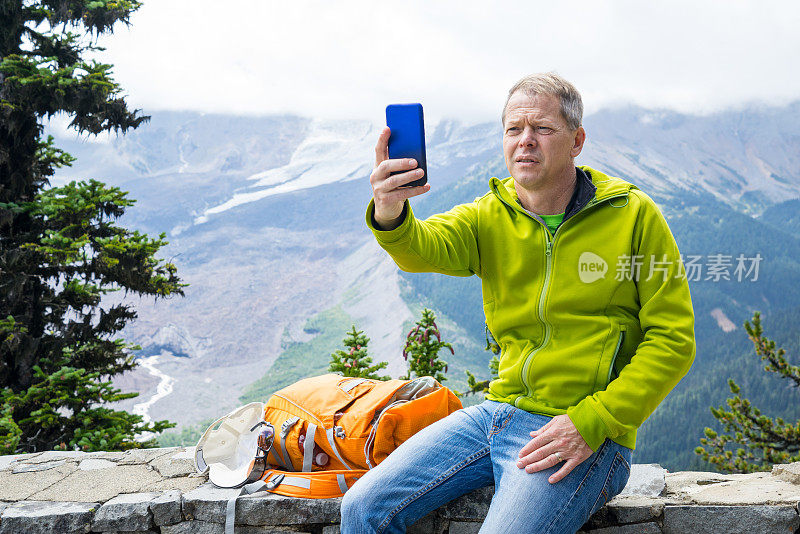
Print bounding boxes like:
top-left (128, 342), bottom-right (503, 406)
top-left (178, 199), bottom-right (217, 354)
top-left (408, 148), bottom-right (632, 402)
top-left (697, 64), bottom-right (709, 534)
top-left (80, 0), bottom-right (800, 123)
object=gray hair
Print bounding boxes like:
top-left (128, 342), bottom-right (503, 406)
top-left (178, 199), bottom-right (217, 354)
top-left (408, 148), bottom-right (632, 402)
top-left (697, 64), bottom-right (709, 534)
top-left (501, 72), bottom-right (583, 130)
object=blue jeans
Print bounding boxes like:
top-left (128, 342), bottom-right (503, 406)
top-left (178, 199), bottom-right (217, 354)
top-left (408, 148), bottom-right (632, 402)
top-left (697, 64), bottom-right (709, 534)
top-left (340, 400), bottom-right (631, 534)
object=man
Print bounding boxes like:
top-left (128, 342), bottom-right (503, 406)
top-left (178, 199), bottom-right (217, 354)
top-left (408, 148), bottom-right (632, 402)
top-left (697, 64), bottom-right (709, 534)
top-left (340, 73), bottom-right (695, 533)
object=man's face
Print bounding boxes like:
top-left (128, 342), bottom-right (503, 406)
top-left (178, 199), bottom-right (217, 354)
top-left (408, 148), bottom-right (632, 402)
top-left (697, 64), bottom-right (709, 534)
top-left (503, 92), bottom-right (585, 190)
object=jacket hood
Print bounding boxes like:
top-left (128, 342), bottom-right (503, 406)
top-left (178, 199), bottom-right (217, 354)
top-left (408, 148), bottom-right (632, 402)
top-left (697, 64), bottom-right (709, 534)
top-left (489, 165), bottom-right (638, 215)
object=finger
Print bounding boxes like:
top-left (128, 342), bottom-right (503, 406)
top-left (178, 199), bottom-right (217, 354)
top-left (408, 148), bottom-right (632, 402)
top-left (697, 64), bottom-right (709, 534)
top-left (517, 440), bottom-right (559, 468)
top-left (387, 168), bottom-right (425, 189)
top-left (518, 433), bottom-right (552, 459)
top-left (383, 184), bottom-right (430, 204)
top-left (530, 419), bottom-right (553, 437)
top-left (524, 450), bottom-right (563, 474)
top-left (548, 458), bottom-right (580, 484)
top-left (374, 127), bottom-right (391, 167)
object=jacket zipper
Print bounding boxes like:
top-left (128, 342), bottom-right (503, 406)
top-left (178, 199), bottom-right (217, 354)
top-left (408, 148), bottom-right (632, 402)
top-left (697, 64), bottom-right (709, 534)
top-left (511, 192), bottom-right (629, 406)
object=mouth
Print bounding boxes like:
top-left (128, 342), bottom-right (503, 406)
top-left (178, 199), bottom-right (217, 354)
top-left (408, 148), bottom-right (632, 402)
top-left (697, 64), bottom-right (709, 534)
top-left (515, 156), bottom-right (539, 164)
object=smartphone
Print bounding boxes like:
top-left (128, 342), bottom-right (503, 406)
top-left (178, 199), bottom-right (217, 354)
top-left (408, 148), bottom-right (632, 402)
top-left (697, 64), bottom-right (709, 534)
top-left (385, 103), bottom-right (427, 187)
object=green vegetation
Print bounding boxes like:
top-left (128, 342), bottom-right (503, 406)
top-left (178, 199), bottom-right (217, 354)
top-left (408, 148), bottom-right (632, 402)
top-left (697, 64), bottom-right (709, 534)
top-left (239, 306), bottom-right (354, 403)
top-left (400, 308), bottom-right (453, 383)
top-left (696, 312), bottom-right (800, 472)
top-left (1, 0), bottom-right (181, 454)
top-left (328, 325), bottom-right (391, 380)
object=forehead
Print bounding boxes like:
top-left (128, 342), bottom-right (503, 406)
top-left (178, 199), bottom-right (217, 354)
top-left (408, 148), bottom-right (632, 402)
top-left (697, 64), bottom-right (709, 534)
top-left (504, 92), bottom-right (565, 125)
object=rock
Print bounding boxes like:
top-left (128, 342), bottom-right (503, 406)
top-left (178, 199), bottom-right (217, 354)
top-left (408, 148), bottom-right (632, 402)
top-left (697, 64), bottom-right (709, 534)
top-left (587, 523), bottom-right (662, 533)
top-left (183, 483), bottom-right (342, 526)
top-left (235, 493), bottom-right (342, 526)
top-left (0, 462), bottom-right (76, 501)
top-left (663, 504), bottom-right (800, 534)
top-left (22, 450), bottom-right (86, 463)
top-left (617, 464), bottom-right (666, 497)
top-left (161, 520), bottom-right (224, 534)
top-left (0, 453), bottom-right (37, 471)
top-left (439, 486), bottom-right (494, 520)
top-left (78, 458), bottom-right (116, 471)
top-left (143, 475), bottom-right (206, 494)
top-left (150, 450), bottom-right (195, 478)
top-left (0, 500), bottom-right (98, 534)
top-left (772, 462), bottom-right (800, 485)
top-left (30, 464), bottom-right (162, 502)
top-left (605, 496), bottom-right (665, 524)
top-left (150, 489), bottom-right (183, 526)
top-left (407, 510), bottom-right (447, 534)
top-left (117, 447), bottom-right (178, 465)
top-left (322, 526), bottom-right (340, 534)
top-left (11, 460), bottom-right (66, 473)
top-left (181, 483), bottom-right (242, 522)
top-left (448, 521), bottom-right (483, 534)
top-left (93, 492), bottom-right (158, 531)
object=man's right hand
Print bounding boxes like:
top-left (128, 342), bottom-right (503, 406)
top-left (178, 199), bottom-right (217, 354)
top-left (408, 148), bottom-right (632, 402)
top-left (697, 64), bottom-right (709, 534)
top-left (370, 127), bottom-right (431, 231)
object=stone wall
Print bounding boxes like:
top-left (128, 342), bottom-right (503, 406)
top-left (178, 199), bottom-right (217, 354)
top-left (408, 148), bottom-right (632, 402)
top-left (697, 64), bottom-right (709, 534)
top-left (1, 447), bottom-right (799, 533)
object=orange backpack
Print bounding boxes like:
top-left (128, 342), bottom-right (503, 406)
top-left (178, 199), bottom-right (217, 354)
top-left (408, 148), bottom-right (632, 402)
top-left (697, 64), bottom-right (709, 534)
top-left (253, 373), bottom-right (462, 499)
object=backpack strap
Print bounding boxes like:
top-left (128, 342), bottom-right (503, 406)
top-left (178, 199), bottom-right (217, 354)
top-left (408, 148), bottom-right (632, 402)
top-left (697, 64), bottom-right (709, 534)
top-left (325, 427), bottom-right (352, 470)
top-left (224, 474), bottom-right (315, 534)
top-left (277, 416), bottom-right (300, 471)
top-left (302, 423), bottom-right (317, 472)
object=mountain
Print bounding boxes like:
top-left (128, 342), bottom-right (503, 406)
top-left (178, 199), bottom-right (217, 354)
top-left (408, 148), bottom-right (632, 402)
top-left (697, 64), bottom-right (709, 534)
top-left (45, 102), bottom-right (800, 469)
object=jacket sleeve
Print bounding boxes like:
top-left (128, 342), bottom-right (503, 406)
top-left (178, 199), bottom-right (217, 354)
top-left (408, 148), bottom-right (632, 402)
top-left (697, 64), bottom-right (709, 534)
top-left (365, 198), bottom-right (481, 277)
top-left (567, 190), bottom-right (696, 451)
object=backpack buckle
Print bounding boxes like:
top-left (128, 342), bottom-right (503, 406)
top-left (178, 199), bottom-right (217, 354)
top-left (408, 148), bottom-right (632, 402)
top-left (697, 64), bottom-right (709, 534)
top-left (265, 473), bottom-right (285, 490)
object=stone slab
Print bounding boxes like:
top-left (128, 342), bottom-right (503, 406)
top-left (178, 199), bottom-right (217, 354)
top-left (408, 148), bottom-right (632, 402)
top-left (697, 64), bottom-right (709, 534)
top-left (448, 521), bottom-right (483, 534)
top-left (439, 486), bottom-right (494, 520)
top-left (116, 447), bottom-right (177, 466)
top-left (29, 464), bottom-right (162, 502)
top-left (606, 496), bottom-right (665, 524)
top-left (11, 460), bottom-right (66, 473)
top-left (93, 492), bottom-right (158, 531)
top-left (150, 451), bottom-right (195, 478)
top-left (22, 450), bottom-right (85, 463)
top-left (587, 523), bottom-right (662, 534)
top-left (773, 462), bottom-right (800, 485)
top-left (618, 464), bottom-right (666, 497)
top-left (0, 500), bottom-right (98, 534)
top-left (0, 463), bottom-right (76, 501)
top-left (143, 475), bottom-right (206, 494)
top-left (667, 471), bottom-right (800, 505)
top-left (0, 453), bottom-right (36, 471)
top-left (182, 483), bottom-right (342, 525)
top-left (663, 504), bottom-right (800, 534)
top-left (78, 458), bottom-right (116, 471)
top-left (151, 489), bottom-right (183, 526)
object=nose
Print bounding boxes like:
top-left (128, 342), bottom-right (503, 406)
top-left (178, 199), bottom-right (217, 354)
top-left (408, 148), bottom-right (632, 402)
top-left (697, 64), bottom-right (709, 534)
top-left (518, 126), bottom-right (537, 147)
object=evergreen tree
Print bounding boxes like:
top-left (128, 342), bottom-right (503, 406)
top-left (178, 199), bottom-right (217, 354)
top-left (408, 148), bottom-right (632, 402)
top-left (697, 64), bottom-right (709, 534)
top-left (1, 0), bottom-right (185, 453)
top-left (329, 325), bottom-right (390, 381)
top-left (695, 312), bottom-right (800, 472)
top-left (401, 308), bottom-right (452, 383)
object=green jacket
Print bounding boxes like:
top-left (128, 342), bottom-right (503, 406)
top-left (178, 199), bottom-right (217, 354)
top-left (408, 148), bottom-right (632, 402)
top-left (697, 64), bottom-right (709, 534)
top-left (365, 165), bottom-right (696, 451)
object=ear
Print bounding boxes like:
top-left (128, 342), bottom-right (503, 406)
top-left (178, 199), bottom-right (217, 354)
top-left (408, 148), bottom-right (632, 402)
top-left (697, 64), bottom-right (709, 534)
top-left (570, 127), bottom-right (586, 157)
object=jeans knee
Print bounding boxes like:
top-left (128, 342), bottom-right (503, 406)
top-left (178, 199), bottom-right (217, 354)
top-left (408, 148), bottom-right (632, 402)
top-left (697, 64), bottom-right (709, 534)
top-left (340, 477), bottom-right (378, 530)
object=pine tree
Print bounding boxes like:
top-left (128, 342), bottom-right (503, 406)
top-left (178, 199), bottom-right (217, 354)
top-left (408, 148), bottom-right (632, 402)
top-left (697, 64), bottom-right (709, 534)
top-left (329, 325), bottom-right (390, 381)
top-left (401, 308), bottom-right (453, 383)
top-left (1, 1), bottom-right (185, 453)
top-left (695, 312), bottom-right (800, 472)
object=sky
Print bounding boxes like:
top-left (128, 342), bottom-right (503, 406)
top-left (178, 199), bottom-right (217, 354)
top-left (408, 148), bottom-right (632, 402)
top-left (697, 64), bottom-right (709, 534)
top-left (65, 1), bottom-right (800, 126)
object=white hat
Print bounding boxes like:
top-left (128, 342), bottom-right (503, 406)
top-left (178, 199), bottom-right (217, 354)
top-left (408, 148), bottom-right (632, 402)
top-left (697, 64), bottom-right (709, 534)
top-left (195, 402), bottom-right (269, 488)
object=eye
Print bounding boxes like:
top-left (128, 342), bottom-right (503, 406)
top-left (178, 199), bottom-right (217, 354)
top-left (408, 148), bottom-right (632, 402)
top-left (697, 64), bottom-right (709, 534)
top-left (538, 127), bottom-right (552, 133)
top-left (506, 127), bottom-right (520, 133)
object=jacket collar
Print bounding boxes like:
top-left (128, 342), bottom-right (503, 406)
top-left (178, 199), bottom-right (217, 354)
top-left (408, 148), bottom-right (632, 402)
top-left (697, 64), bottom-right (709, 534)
top-left (489, 165), bottom-right (637, 219)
